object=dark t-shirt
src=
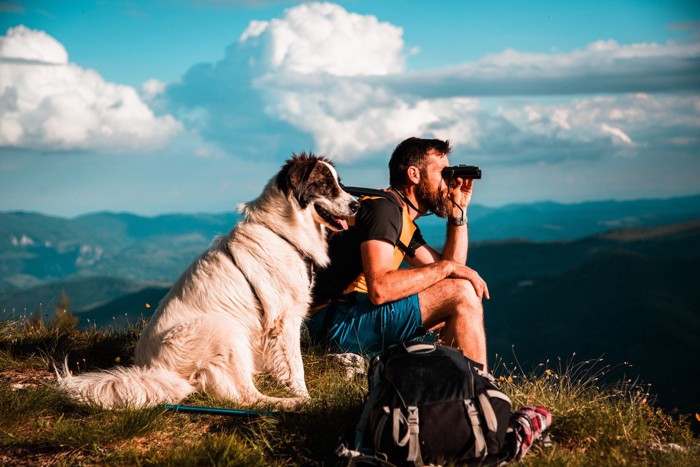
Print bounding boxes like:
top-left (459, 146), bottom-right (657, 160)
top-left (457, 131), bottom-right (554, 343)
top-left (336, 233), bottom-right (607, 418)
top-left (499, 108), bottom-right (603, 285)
top-left (312, 196), bottom-right (426, 305)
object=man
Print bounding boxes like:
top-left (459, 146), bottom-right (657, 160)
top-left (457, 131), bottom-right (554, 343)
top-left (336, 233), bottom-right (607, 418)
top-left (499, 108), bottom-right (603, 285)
top-left (307, 137), bottom-right (490, 368)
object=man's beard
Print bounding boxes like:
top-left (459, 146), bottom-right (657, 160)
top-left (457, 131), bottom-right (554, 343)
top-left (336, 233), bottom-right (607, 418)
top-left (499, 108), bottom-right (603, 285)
top-left (416, 176), bottom-right (452, 218)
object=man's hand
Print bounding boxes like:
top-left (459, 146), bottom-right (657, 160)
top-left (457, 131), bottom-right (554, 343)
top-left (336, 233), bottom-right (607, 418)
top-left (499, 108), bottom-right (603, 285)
top-left (448, 177), bottom-right (473, 218)
top-left (448, 263), bottom-right (490, 300)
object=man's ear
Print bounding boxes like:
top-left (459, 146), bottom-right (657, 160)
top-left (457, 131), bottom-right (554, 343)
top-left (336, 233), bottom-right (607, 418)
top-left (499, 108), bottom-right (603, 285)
top-left (407, 165), bottom-right (421, 185)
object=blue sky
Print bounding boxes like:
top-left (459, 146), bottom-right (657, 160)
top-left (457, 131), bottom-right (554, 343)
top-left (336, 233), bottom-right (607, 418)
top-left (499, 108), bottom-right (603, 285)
top-left (1, 0), bottom-right (699, 217)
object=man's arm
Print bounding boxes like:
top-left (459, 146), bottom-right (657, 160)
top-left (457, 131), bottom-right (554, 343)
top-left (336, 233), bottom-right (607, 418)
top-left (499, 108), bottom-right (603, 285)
top-left (407, 221), bottom-right (468, 267)
top-left (362, 238), bottom-right (489, 305)
top-left (443, 177), bottom-right (472, 264)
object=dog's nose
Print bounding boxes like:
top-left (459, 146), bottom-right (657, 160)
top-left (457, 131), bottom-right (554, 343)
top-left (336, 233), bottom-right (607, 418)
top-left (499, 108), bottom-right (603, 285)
top-left (349, 200), bottom-right (360, 214)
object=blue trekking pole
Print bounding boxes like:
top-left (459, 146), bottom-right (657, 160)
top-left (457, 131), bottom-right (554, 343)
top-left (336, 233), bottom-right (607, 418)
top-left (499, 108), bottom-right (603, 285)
top-left (164, 404), bottom-right (275, 417)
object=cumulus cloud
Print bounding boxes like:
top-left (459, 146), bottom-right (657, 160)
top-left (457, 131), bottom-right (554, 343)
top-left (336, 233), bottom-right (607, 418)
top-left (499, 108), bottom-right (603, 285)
top-left (0, 25), bottom-right (182, 151)
top-left (245, 3), bottom-right (699, 161)
top-left (239, 2), bottom-right (405, 76)
top-left (165, 1), bottom-right (407, 159)
top-left (162, 1), bottom-right (700, 165)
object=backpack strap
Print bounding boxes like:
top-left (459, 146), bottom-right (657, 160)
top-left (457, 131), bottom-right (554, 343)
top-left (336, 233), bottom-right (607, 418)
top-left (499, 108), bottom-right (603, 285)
top-left (478, 389), bottom-right (512, 434)
top-left (486, 389), bottom-right (512, 406)
top-left (464, 399), bottom-right (488, 458)
top-left (406, 407), bottom-right (423, 465)
top-left (342, 186), bottom-right (418, 258)
top-left (404, 342), bottom-right (436, 353)
top-left (391, 406), bottom-right (424, 466)
top-left (478, 393), bottom-right (499, 432)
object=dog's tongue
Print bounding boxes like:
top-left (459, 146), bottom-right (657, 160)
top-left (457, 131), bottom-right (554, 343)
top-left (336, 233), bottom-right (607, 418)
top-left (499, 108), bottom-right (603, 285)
top-left (338, 217), bottom-right (349, 230)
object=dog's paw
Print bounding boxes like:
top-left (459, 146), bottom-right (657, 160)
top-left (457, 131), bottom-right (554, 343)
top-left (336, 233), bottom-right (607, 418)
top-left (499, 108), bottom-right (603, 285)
top-left (278, 396), bottom-right (309, 410)
top-left (286, 379), bottom-right (309, 398)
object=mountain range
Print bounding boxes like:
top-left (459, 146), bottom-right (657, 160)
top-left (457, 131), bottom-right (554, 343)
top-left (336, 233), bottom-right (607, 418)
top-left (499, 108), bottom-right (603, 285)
top-left (1, 196), bottom-right (699, 417)
top-left (0, 211), bottom-right (239, 290)
top-left (2, 194), bottom-right (699, 292)
top-left (65, 220), bottom-right (699, 413)
top-left (472, 221), bottom-right (700, 416)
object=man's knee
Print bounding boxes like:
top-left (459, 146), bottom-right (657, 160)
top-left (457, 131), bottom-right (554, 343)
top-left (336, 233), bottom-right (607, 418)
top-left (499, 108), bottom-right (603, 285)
top-left (451, 278), bottom-right (480, 306)
top-left (447, 280), bottom-right (482, 323)
top-left (420, 278), bottom-right (482, 326)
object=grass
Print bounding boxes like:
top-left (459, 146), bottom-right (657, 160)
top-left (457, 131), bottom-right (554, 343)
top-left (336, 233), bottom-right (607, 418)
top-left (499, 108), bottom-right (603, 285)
top-left (1, 311), bottom-right (698, 466)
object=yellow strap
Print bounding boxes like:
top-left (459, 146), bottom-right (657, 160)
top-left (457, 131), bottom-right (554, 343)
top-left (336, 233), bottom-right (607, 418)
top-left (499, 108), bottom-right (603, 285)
top-left (343, 195), bottom-right (417, 295)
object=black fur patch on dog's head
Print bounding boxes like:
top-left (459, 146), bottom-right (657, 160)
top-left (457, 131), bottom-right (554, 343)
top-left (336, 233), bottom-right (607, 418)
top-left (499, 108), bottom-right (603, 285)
top-left (276, 152), bottom-right (341, 208)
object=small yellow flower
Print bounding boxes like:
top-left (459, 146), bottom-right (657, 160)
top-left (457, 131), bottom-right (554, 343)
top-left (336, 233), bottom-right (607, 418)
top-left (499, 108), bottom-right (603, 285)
top-left (695, 412), bottom-right (700, 422)
top-left (115, 356), bottom-right (121, 363)
top-left (507, 376), bottom-right (513, 383)
top-left (499, 376), bottom-right (505, 381)
top-left (145, 303), bottom-right (151, 308)
top-left (545, 369), bottom-right (552, 376)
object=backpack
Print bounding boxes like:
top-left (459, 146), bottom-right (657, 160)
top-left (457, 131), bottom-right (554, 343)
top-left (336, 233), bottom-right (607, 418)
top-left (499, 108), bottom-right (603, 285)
top-left (340, 343), bottom-right (512, 466)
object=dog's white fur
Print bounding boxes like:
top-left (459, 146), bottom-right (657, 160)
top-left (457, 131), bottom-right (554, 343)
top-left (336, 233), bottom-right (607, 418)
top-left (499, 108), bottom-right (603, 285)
top-left (57, 155), bottom-right (357, 409)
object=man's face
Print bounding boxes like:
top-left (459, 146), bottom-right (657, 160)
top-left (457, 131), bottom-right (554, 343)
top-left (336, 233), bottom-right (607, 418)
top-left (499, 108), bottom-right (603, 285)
top-left (415, 151), bottom-right (452, 217)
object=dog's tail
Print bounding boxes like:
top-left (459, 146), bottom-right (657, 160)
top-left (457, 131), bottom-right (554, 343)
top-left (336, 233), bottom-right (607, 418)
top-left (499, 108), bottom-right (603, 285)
top-left (55, 358), bottom-right (195, 409)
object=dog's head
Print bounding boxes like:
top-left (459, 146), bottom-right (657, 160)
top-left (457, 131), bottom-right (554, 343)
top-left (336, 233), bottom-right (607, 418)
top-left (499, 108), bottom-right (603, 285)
top-left (276, 152), bottom-right (359, 231)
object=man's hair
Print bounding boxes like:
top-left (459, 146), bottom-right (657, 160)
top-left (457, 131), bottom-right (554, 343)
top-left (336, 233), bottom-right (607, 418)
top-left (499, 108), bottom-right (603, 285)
top-left (389, 137), bottom-right (452, 189)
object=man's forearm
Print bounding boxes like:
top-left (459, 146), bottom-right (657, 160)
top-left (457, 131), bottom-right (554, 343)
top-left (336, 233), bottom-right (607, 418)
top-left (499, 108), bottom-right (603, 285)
top-left (365, 260), bottom-right (454, 305)
top-left (442, 221), bottom-right (468, 264)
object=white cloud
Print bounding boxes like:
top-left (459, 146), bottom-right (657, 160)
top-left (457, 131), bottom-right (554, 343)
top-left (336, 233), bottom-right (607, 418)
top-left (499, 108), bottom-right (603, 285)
top-left (163, 2), bottom-right (700, 166)
top-left (234, 3), bottom-right (698, 161)
top-left (384, 38), bottom-right (700, 99)
top-left (239, 1), bottom-right (405, 76)
top-left (0, 24), bottom-right (66, 64)
top-left (601, 123), bottom-right (633, 145)
top-left (141, 78), bottom-right (166, 101)
top-left (0, 25), bottom-right (182, 151)
top-left (234, 2), bottom-right (430, 159)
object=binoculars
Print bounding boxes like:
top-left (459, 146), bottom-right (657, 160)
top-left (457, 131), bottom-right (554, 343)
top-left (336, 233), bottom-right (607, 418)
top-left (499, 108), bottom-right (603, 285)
top-left (441, 165), bottom-right (482, 180)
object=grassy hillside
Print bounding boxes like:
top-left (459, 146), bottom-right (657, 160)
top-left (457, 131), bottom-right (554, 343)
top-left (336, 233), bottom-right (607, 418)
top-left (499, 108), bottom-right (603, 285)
top-left (1, 314), bottom-right (697, 465)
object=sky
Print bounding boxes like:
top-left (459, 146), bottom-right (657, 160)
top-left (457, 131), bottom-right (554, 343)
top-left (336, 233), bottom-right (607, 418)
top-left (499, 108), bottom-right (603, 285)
top-left (1, 0), bottom-right (699, 217)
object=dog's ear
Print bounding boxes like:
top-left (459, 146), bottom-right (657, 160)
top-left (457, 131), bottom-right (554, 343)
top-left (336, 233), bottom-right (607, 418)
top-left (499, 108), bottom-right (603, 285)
top-left (276, 153), bottom-right (318, 208)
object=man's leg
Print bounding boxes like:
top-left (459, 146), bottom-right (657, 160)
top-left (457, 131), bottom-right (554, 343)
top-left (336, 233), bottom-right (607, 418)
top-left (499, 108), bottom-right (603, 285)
top-left (306, 294), bottom-right (426, 355)
top-left (418, 278), bottom-right (487, 369)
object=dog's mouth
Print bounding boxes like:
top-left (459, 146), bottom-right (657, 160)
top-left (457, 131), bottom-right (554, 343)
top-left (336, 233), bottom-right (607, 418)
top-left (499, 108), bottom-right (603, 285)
top-left (314, 203), bottom-right (349, 231)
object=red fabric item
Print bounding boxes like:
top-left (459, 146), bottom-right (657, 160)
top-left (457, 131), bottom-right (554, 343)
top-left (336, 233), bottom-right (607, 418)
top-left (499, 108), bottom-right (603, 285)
top-left (510, 405), bottom-right (552, 460)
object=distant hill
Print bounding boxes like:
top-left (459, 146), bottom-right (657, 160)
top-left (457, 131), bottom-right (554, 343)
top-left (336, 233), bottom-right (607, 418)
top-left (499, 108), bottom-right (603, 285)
top-left (473, 221), bottom-right (700, 416)
top-left (419, 194), bottom-right (700, 246)
top-left (2, 195), bottom-right (700, 291)
top-left (0, 276), bottom-right (168, 321)
top-left (1, 219), bottom-right (698, 416)
top-left (0, 211), bottom-right (239, 290)
top-left (76, 285), bottom-right (171, 329)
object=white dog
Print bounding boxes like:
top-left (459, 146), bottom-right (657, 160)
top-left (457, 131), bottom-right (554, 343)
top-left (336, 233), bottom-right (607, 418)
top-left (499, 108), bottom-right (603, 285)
top-left (57, 153), bottom-right (358, 409)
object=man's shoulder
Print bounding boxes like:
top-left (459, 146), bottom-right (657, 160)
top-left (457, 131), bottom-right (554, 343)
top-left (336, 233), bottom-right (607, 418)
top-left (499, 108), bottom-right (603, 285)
top-left (355, 194), bottom-right (404, 240)
top-left (359, 193), bottom-right (403, 214)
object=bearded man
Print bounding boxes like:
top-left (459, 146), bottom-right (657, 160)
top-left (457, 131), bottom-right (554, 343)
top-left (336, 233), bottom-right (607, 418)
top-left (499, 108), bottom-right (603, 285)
top-left (307, 137), bottom-right (490, 369)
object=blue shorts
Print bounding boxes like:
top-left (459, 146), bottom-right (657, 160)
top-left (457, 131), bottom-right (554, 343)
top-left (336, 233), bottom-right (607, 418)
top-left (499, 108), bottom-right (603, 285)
top-left (306, 292), bottom-right (434, 355)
